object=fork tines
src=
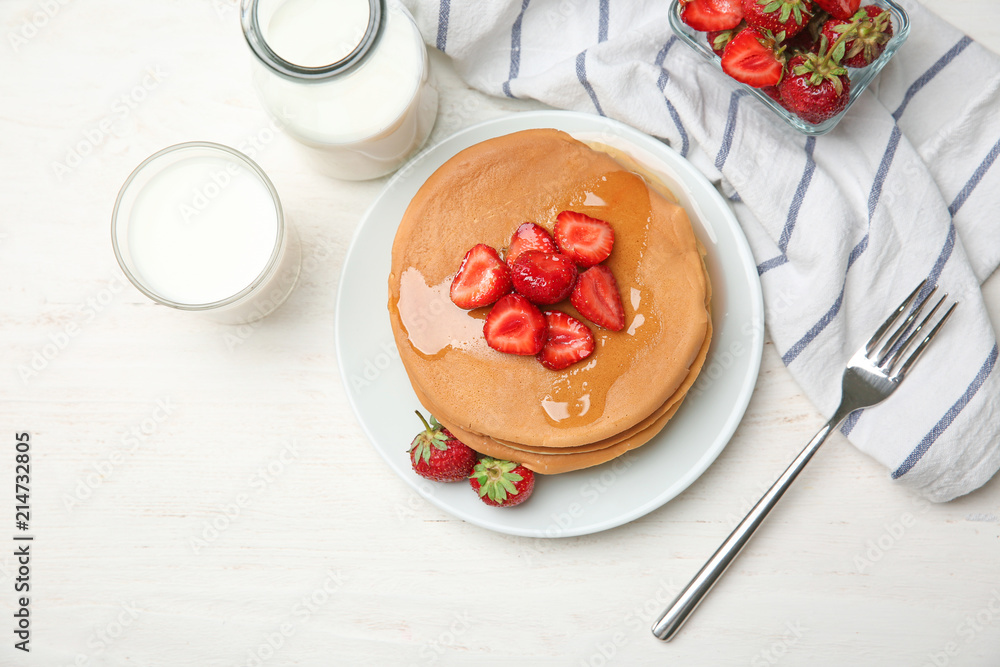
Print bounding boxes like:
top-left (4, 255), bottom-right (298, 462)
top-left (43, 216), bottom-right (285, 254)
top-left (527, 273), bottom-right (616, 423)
top-left (866, 280), bottom-right (957, 381)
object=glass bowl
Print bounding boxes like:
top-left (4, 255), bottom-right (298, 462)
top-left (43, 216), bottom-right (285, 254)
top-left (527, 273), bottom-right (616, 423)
top-left (668, 0), bottom-right (910, 135)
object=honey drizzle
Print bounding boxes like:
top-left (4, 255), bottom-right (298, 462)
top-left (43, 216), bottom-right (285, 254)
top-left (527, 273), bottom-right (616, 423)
top-left (397, 267), bottom-right (487, 358)
top-left (538, 169), bottom-right (662, 429)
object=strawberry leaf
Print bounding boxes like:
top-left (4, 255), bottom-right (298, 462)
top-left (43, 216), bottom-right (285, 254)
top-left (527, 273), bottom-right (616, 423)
top-left (831, 40), bottom-right (846, 64)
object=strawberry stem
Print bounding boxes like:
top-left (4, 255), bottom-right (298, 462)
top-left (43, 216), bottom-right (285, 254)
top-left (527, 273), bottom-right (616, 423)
top-left (415, 410), bottom-right (433, 434)
top-left (822, 12), bottom-right (864, 65)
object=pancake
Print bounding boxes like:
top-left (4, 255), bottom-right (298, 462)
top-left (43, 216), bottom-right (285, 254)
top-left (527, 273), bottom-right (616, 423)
top-left (388, 128), bottom-right (710, 467)
top-left (491, 314), bottom-right (712, 456)
top-left (411, 314), bottom-right (712, 474)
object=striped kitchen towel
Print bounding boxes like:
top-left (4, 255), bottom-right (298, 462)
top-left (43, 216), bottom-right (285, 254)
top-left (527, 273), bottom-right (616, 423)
top-left (401, 0), bottom-right (1000, 502)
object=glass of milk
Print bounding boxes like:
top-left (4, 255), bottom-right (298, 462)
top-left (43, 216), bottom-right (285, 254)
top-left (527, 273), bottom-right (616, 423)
top-left (241, 0), bottom-right (438, 180)
top-left (112, 142), bottom-right (301, 324)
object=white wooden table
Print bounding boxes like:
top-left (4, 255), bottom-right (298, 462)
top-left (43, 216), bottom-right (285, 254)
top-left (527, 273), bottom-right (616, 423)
top-left (2, 1), bottom-right (999, 665)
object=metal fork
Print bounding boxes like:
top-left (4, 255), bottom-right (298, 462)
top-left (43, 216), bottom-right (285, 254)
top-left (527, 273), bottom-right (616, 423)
top-left (652, 280), bottom-right (957, 641)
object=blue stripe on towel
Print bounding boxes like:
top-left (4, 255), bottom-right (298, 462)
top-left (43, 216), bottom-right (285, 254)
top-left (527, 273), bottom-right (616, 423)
top-left (661, 95), bottom-right (689, 158)
top-left (782, 285), bottom-right (845, 366)
top-left (758, 137), bottom-right (817, 274)
top-left (598, 0), bottom-right (609, 42)
top-left (840, 410), bottom-right (862, 436)
top-left (779, 137), bottom-right (817, 253)
top-left (655, 38), bottom-right (689, 157)
top-left (926, 224), bottom-right (957, 295)
top-left (715, 89), bottom-right (749, 170)
top-left (756, 255), bottom-right (788, 274)
top-left (949, 136), bottom-right (1000, 217)
top-left (655, 36), bottom-right (677, 65)
top-left (502, 0), bottom-right (531, 98)
top-left (893, 36), bottom-right (972, 121)
top-left (867, 125), bottom-right (901, 220)
top-left (435, 0), bottom-right (450, 52)
top-left (576, 51), bottom-right (605, 116)
top-left (892, 344), bottom-right (999, 479)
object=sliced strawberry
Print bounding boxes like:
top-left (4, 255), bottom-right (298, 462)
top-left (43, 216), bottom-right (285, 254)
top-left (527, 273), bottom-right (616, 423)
top-left (814, 0), bottom-right (861, 20)
top-left (510, 251), bottom-right (578, 305)
top-left (721, 27), bottom-right (785, 88)
top-left (537, 311), bottom-right (595, 371)
top-left (483, 294), bottom-right (547, 355)
top-left (553, 211), bottom-right (614, 268)
top-left (570, 265), bottom-right (625, 332)
top-left (507, 222), bottom-right (557, 266)
top-left (450, 244), bottom-right (512, 310)
top-left (680, 0), bottom-right (744, 32)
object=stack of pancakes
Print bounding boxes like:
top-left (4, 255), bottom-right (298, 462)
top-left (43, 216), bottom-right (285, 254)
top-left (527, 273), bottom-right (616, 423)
top-left (387, 129), bottom-right (711, 474)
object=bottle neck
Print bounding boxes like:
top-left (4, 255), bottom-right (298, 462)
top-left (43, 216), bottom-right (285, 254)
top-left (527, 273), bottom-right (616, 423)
top-left (240, 0), bottom-right (386, 82)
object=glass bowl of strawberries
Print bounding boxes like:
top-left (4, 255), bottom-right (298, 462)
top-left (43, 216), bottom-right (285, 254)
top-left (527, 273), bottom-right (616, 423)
top-left (669, 0), bottom-right (910, 135)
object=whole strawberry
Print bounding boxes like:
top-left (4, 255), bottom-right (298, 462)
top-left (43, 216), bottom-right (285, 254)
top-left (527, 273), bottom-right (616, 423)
top-left (820, 6), bottom-right (892, 68)
top-left (469, 458), bottom-right (535, 507)
top-left (409, 411), bottom-right (478, 482)
top-left (510, 251), bottom-right (578, 305)
top-left (741, 0), bottom-right (813, 38)
top-left (778, 51), bottom-right (851, 124)
top-left (813, 0), bottom-right (859, 20)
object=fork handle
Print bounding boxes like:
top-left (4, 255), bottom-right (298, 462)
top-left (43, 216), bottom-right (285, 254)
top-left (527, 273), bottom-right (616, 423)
top-left (652, 412), bottom-right (846, 641)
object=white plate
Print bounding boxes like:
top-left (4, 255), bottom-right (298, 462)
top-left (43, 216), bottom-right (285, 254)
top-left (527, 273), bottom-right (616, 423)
top-left (335, 111), bottom-right (763, 538)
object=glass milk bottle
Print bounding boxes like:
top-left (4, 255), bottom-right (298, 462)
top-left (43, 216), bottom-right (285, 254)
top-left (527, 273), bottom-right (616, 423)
top-left (240, 0), bottom-right (438, 180)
